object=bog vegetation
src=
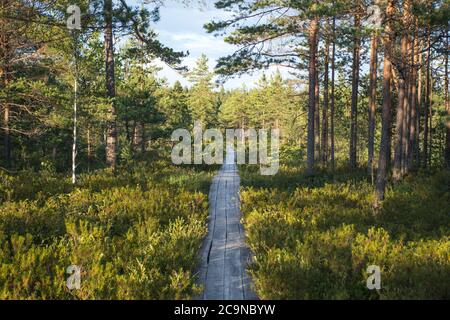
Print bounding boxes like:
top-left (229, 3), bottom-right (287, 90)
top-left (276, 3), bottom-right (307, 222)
top-left (0, 159), bottom-right (212, 299)
top-left (0, 0), bottom-right (449, 299)
top-left (240, 165), bottom-right (449, 299)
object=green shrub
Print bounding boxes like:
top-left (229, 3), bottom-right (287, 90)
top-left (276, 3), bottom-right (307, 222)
top-left (0, 170), bottom-right (73, 202)
top-left (0, 233), bottom-right (71, 299)
top-left (0, 160), bottom-right (211, 299)
top-left (241, 167), bottom-right (450, 299)
top-left (0, 199), bottom-right (66, 243)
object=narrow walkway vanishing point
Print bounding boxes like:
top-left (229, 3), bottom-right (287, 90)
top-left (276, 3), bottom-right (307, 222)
top-left (197, 147), bottom-right (258, 300)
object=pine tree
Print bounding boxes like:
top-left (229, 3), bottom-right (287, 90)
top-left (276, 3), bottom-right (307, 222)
top-left (187, 54), bottom-right (217, 126)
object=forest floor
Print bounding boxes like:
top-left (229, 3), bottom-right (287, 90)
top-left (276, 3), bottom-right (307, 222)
top-left (0, 159), bottom-right (214, 299)
top-left (238, 164), bottom-right (450, 299)
top-left (0, 154), bottom-right (448, 299)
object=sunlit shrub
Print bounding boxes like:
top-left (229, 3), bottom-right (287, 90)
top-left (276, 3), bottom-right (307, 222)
top-left (241, 167), bottom-right (450, 299)
top-left (0, 170), bottom-right (72, 202)
top-left (0, 161), bottom-right (211, 299)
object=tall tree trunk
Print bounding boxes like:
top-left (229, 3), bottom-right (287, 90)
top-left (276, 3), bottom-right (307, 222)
top-left (0, 6), bottom-right (11, 167)
top-left (387, 71), bottom-right (392, 167)
top-left (393, 34), bottom-right (408, 181)
top-left (315, 65), bottom-right (320, 161)
top-left (423, 29), bottom-right (431, 167)
top-left (375, 0), bottom-right (395, 204)
top-left (306, 17), bottom-right (318, 175)
top-left (402, 36), bottom-right (412, 175)
top-left (123, 61), bottom-right (131, 143)
top-left (133, 120), bottom-right (141, 151)
top-left (407, 32), bottom-right (417, 171)
top-left (349, 16), bottom-right (361, 168)
top-left (376, 54), bottom-right (393, 203)
top-left (397, 0), bottom-right (414, 177)
top-left (72, 61), bottom-right (78, 184)
top-left (416, 44), bottom-right (422, 166)
top-left (368, 35), bottom-right (378, 182)
top-left (445, 29), bottom-right (450, 168)
top-left (322, 33), bottom-right (329, 164)
top-left (104, 0), bottom-right (117, 168)
top-left (3, 103), bottom-right (10, 166)
top-left (330, 15), bottom-right (336, 170)
top-left (428, 75), bottom-right (433, 167)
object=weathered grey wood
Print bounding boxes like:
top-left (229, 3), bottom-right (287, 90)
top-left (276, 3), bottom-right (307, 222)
top-left (197, 147), bottom-right (257, 300)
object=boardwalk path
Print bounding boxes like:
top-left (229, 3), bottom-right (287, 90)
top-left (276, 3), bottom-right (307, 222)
top-left (197, 147), bottom-right (257, 300)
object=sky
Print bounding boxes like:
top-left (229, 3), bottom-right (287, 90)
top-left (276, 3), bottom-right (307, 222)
top-left (143, 1), bottom-right (293, 89)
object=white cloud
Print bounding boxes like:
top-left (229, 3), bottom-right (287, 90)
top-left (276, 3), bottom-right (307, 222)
top-left (143, 3), bottom-right (297, 89)
top-left (166, 32), bottom-right (232, 54)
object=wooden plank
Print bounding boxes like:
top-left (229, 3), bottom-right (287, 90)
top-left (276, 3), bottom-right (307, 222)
top-left (224, 169), bottom-right (244, 299)
top-left (196, 176), bottom-right (220, 296)
top-left (203, 177), bottom-right (226, 299)
top-left (197, 148), bottom-right (258, 300)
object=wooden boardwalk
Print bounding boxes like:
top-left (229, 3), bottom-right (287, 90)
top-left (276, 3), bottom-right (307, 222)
top-left (197, 147), bottom-right (257, 300)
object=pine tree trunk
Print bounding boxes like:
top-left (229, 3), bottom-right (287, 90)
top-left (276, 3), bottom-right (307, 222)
top-left (306, 17), bottom-right (318, 175)
top-left (376, 53), bottom-right (393, 203)
top-left (423, 30), bottom-right (431, 167)
top-left (0, 12), bottom-right (11, 167)
top-left (416, 45), bottom-right (422, 166)
top-left (3, 103), bottom-right (10, 166)
top-left (72, 74), bottom-right (77, 184)
top-left (428, 75), bottom-right (433, 167)
top-left (104, 0), bottom-right (117, 168)
top-left (322, 33), bottom-right (329, 164)
top-left (402, 36), bottom-right (411, 175)
top-left (368, 35), bottom-right (378, 181)
top-left (393, 35), bottom-right (408, 181)
top-left (133, 121), bottom-right (141, 152)
top-left (445, 29), bottom-right (450, 168)
top-left (399, 0), bottom-right (413, 176)
top-left (330, 15), bottom-right (336, 170)
top-left (0, 46), bottom-right (12, 167)
top-left (387, 73), bottom-right (392, 168)
top-left (375, 0), bottom-right (395, 204)
top-left (124, 61), bottom-right (131, 143)
top-left (315, 66), bottom-right (320, 162)
top-left (349, 16), bottom-right (360, 168)
top-left (407, 32), bottom-right (418, 171)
